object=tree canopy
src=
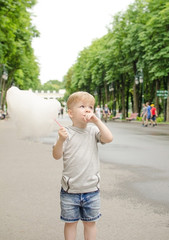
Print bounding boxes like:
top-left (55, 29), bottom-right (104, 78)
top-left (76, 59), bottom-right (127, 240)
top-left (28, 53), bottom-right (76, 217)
top-left (0, 0), bottom-right (40, 109)
top-left (40, 80), bottom-right (64, 91)
top-left (64, 0), bottom-right (169, 121)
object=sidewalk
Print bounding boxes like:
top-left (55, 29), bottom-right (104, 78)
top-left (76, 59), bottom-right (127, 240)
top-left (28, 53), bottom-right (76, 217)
top-left (0, 119), bottom-right (169, 240)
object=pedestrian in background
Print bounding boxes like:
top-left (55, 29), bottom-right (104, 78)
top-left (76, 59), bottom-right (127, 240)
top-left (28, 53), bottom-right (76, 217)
top-left (150, 104), bottom-right (158, 126)
top-left (144, 102), bottom-right (151, 127)
top-left (95, 105), bottom-right (101, 119)
top-left (60, 107), bottom-right (64, 118)
top-left (103, 104), bottom-right (110, 123)
top-left (141, 103), bottom-right (147, 126)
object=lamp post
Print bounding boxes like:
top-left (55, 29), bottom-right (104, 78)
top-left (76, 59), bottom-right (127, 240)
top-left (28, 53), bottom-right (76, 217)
top-left (135, 69), bottom-right (144, 105)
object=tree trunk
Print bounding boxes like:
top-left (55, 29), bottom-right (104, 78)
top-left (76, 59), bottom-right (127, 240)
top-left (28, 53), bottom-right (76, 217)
top-left (98, 87), bottom-right (102, 106)
top-left (167, 75), bottom-right (169, 122)
top-left (133, 61), bottom-right (139, 113)
top-left (133, 82), bottom-right (139, 113)
top-left (112, 86), bottom-right (116, 116)
top-left (0, 78), bottom-right (6, 110)
top-left (155, 79), bottom-right (160, 115)
top-left (104, 81), bottom-right (108, 103)
top-left (121, 76), bottom-right (125, 118)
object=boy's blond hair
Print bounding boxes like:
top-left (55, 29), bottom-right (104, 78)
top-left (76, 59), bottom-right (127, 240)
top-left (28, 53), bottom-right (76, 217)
top-left (67, 91), bottom-right (95, 109)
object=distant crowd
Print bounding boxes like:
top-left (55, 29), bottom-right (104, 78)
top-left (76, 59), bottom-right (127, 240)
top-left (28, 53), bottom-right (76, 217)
top-left (95, 104), bottom-right (110, 123)
top-left (141, 102), bottom-right (158, 127)
top-left (95, 102), bottom-right (158, 127)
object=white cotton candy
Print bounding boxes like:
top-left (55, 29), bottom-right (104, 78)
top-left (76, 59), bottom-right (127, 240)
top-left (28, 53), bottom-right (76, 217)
top-left (6, 86), bottom-right (61, 138)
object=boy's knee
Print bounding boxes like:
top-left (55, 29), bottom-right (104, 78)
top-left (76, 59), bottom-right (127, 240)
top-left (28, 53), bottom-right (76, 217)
top-left (83, 221), bottom-right (96, 227)
top-left (65, 222), bottom-right (78, 227)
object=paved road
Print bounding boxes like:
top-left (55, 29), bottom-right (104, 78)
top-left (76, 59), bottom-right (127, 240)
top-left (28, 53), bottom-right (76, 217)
top-left (41, 117), bottom-right (169, 211)
top-left (100, 121), bottom-right (169, 209)
top-left (1, 118), bottom-right (169, 240)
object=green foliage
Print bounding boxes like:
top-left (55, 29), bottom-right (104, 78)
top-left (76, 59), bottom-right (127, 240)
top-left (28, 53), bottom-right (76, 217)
top-left (140, 0), bottom-right (169, 80)
top-left (156, 117), bottom-right (164, 123)
top-left (40, 80), bottom-right (64, 91)
top-left (0, 0), bottom-right (40, 109)
top-left (63, 0), bottom-right (169, 121)
top-left (136, 117), bottom-right (142, 121)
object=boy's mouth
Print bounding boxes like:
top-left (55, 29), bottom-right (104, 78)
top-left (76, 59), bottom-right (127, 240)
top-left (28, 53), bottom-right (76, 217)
top-left (83, 115), bottom-right (88, 121)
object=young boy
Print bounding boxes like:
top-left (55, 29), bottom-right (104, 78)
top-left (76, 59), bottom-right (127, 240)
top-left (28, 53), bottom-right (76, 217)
top-left (53, 91), bottom-right (113, 240)
top-left (144, 102), bottom-right (151, 127)
top-left (150, 104), bottom-right (158, 126)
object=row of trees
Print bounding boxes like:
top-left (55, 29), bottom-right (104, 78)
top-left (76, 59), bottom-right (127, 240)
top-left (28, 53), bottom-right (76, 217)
top-left (0, 0), bottom-right (40, 110)
top-left (64, 0), bottom-right (169, 121)
top-left (39, 80), bottom-right (65, 92)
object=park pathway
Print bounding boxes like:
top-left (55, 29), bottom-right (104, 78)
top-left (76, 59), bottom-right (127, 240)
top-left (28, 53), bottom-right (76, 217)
top-left (0, 119), bottom-right (169, 240)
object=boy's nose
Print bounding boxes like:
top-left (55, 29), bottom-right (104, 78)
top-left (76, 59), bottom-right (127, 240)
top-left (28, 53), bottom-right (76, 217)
top-left (85, 107), bottom-right (91, 112)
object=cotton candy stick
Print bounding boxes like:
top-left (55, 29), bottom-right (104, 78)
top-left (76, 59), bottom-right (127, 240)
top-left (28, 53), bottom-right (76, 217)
top-left (54, 118), bottom-right (63, 128)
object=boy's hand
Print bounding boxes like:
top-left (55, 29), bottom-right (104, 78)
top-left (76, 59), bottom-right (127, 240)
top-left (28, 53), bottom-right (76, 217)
top-left (84, 113), bottom-right (99, 124)
top-left (58, 127), bottom-right (68, 141)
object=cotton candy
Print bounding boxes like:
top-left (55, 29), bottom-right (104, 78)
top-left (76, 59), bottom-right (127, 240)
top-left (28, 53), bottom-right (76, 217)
top-left (6, 86), bottom-right (61, 138)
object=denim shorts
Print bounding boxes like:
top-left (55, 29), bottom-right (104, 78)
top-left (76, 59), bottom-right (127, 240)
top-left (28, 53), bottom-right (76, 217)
top-left (152, 115), bottom-right (156, 121)
top-left (60, 188), bottom-right (101, 222)
top-left (147, 114), bottom-right (151, 120)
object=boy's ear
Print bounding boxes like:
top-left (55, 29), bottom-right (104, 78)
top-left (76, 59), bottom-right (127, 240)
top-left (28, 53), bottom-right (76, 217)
top-left (68, 109), bottom-right (73, 118)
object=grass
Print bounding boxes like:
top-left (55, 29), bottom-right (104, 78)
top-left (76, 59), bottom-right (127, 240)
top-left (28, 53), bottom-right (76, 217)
top-left (109, 115), bottom-right (169, 124)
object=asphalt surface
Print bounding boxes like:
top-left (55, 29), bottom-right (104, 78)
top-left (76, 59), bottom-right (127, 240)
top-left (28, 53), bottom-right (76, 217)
top-left (100, 121), bottom-right (169, 211)
top-left (1, 118), bottom-right (169, 240)
top-left (41, 118), bottom-right (169, 211)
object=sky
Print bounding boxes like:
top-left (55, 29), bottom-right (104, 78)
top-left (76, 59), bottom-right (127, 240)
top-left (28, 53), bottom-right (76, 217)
top-left (31, 0), bottom-right (134, 84)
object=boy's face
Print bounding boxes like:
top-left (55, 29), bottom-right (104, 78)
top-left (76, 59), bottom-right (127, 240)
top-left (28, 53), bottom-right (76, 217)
top-left (68, 100), bottom-right (94, 125)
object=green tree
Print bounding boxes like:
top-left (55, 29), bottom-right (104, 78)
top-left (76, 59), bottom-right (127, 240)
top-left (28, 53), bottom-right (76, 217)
top-left (139, 0), bottom-right (169, 120)
top-left (0, 0), bottom-right (40, 110)
top-left (40, 80), bottom-right (64, 91)
top-left (63, 0), bottom-right (169, 121)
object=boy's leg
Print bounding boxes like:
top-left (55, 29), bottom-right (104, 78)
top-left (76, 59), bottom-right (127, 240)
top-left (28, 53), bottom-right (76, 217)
top-left (153, 116), bottom-right (156, 126)
top-left (105, 114), bottom-right (108, 122)
top-left (142, 116), bottom-right (145, 125)
top-left (64, 222), bottom-right (78, 240)
top-left (83, 221), bottom-right (96, 240)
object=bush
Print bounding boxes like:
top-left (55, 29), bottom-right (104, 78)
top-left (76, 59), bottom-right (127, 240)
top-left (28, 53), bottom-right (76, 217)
top-left (156, 117), bottom-right (164, 122)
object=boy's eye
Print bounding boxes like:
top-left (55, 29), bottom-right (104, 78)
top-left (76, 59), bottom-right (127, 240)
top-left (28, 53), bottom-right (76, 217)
top-left (80, 105), bottom-right (85, 108)
top-left (89, 106), bottom-right (93, 109)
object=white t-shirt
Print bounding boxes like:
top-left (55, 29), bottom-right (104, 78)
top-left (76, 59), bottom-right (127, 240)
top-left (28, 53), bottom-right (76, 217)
top-left (59, 124), bottom-right (102, 193)
top-left (95, 107), bottom-right (101, 119)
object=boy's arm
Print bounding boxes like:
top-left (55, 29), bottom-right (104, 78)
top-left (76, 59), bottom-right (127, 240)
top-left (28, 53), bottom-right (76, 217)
top-left (84, 113), bottom-right (113, 143)
top-left (95, 118), bottom-right (113, 143)
top-left (155, 109), bottom-right (158, 117)
top-left (52, 127), bottom-right (68, 160)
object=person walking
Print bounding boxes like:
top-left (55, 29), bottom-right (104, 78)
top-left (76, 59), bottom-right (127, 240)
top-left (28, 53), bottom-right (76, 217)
top-left (60, 107), bottom-right (64, 118)
top-left (103, 104), bottom-right (110, 123)
top-left (95, 105), bottom-right (101, 119)
top-left (150, 104), bottom-right (158, 126)
top-left (144, 102), bottom-right (151, 127)
top-left (141, 103), bottom-right (147, 126)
